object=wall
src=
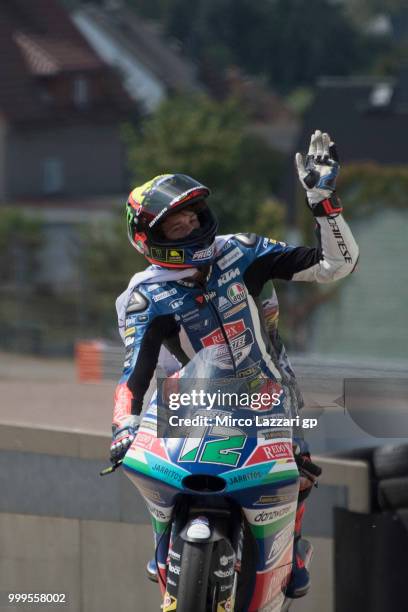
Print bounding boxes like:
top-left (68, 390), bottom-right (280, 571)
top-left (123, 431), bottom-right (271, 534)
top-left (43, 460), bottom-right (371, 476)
top-left (0, 423), bottom-right (370, 612)
top-left (4, 123), bottom-right (125, 200)
top-left (311, 209), bottom-right (408, 360)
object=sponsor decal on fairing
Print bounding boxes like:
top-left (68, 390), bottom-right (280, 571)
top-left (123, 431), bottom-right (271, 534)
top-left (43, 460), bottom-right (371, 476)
top-left (227, 282), bottom-right (246, 304)
top-left (223, 302), bottom-right (246, 319)
top-left (218, 267), bottom-right (240, 287)
top-left (146, 283), bottom-right (162, 292)
top-left (245, 501), bottom-right (297, 526)
top-left (178, 307), bottom-right (200, 322)
top-left (168, 562), bottom-right (181, 575)
top-left (192, 245), bottom-right (215, 260)
top-left (214, 567), bottom-right (234, 578)
top-left (217, 246), bottom-right (244, 270)
top-left (146, 500), bottom-right (173, 522)
top-left (187, 318), bottom-right (211, 331)
top-left (220, 554), bottom-right (235, 567)
top-left (244, 441), bottom-right (292, 466)
top-left (137, 314), bottom-right (149, 322)
top-left (169, 549), bottom-right (181, 561)
top-left (169, 296), bottom-right (186, 310)
top-left (153, 288), bottom-right (177, 302)
top-left (200, 319), bottom-right (254, 369)
top-left (163, 592), bottom-right (177, 611)
top-left (265, 523), bottom-right (293, 566)
top-left (253, 493), bottom-right (295, 506)
top-left (125, 316), bottom-right (138, 326)
top-left (218, 295), bottom-right (232, 311)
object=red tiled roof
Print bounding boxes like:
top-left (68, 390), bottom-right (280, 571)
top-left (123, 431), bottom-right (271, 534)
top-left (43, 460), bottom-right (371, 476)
top-left (14, 32), bottom-right (102, 75)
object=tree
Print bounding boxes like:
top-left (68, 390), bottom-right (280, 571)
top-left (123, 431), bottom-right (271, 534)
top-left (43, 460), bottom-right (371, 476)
top-left (78, 94), bottom-right (286, 334)
top-left (0, 209), bottom-right (43, 285)
top-left (126, 0), bottom-right (391, 93)
top-left (339, 162), bottom-right (408, 215)
top-left (283, 160), bottom-right (408, 350)
top-left (0, 209), bottom-right (44, 352)
top-left (124, 93), bottom-right (285, 233)
top-left (78, 214), bottom-right (146, 335)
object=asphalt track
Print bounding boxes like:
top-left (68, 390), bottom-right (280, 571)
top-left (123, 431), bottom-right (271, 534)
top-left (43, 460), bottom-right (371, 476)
top-left (1, 351), bottom-right (404, 611)
top-left (1, 350), bottom-right (406, 441)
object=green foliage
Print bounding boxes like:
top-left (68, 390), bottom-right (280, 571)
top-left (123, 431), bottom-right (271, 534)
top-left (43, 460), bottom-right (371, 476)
top-left (286, 87), bottom-right (315, 116)
top-left (345, 0), bottom-right (407, 22)
top-left (251, 198), bottom-right (286, 239)
top-left (339, 162), bottom-right (408, 215)
top-left (124, 94), bottom-right (285, 233)
top-left (79, 94), bottom-right (286, 332)
top-left (288, 161), bottom-right (408, 350)
top-left (0, 209), bottom-right (43, 284)
top-left (78, 213), bottom-right (146, 332)
top-left (296, 161), bottom-right (408, 235)
top-left (126, 0), bottom-right (391, 93)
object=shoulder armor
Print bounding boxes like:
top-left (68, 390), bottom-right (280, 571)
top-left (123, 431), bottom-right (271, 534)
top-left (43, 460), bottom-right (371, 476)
top-left (126, 289), bottom-right (148, 313)
top-left (234, 233), bottom-right (257, 247)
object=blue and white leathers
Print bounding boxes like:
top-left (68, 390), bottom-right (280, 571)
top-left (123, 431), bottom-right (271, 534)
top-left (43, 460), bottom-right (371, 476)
top-left (113, 214), bottom-right (359, 428)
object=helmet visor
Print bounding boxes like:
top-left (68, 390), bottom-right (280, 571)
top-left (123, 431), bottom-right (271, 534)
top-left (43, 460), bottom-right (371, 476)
top-left (142, 175), bottom-right (209, 222)
top-left (150, 201), bottom-right (217, 247)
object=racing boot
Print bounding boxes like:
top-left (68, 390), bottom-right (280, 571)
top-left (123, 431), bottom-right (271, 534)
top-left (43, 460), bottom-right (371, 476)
top-left (285, 501), bottom-right (313, 599)
top-left (146, 558), bottom-right (158, 582)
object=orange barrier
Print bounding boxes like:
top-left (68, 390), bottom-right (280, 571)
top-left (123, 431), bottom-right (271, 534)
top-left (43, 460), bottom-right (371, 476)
top-left (75, 340), bottom-right (103, 381)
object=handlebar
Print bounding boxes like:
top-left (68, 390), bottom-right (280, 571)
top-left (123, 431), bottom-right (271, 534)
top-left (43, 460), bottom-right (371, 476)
top-left (295, 454), bottom-right (322, 480)
top-left (100, 459), bottom-right (123, 476)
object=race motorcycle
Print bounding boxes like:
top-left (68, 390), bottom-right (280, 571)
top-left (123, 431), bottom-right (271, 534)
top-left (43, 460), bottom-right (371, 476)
top-left (103, 348), bottom-right (317, 611)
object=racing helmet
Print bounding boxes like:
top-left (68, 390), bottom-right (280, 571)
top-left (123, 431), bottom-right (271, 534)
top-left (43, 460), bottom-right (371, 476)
top-left (126, 174), bottom-right (218, 268)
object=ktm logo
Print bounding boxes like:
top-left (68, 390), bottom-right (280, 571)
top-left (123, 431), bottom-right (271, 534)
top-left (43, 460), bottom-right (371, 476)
top-left (218, 267), bottom-right (240, 287)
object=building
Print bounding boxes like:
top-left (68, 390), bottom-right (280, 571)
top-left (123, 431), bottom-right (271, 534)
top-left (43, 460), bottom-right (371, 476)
top-left (288, 71), bottom-right (408, 361)
top-left (72, 1), bottom-right (202, 114)
top-left (0, 0), bottom-right (132, 203)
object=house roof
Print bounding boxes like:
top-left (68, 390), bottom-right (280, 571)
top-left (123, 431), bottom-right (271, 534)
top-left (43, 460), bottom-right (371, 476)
top-left (284, 72), bottom-right (408, 217)
top-left (0, 0), bottom-right (128, 122)
top-left (73, 4), bottom-right (201, 97)
top-left (298, 75), bottom-right (408, 164)
top-left (14, 31), bottom-right (102, 75)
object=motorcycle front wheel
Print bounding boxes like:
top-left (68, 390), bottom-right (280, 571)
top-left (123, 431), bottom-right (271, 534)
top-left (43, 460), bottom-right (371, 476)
top-left (175, 540), bottom-right (214, 612)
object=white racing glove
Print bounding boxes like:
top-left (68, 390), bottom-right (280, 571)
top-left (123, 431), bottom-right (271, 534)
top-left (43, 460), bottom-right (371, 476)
top-left (110, 415), bottom-right (140, 463)
top-left (295, 129), bottom-right (343, 217)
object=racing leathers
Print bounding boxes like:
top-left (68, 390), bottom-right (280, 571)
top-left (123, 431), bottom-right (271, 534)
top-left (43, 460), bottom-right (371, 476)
top-left (113, 212), bottom-right (358, 595)
top-left (113, 213), bottom-right (359, 430)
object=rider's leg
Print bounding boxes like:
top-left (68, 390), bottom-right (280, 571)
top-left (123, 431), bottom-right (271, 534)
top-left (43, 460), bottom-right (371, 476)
top-left (286, 440), bottom-right (316, 599)
top-left (146, 558), bottom-right (158, 582)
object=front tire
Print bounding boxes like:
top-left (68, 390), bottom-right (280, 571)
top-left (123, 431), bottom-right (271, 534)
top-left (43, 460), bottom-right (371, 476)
top-left (176, 541), bottom-right (213, 612)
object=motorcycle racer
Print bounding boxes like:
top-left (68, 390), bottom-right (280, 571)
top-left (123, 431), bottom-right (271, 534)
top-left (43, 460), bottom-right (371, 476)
top-left (110, 130), bottom-right (359, 599)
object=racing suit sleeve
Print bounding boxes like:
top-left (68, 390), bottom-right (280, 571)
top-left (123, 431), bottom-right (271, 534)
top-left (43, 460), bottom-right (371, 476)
top-left (113, 305), bottom-right (180, 428)
top-left (243, 214), bottom-right (359, 295)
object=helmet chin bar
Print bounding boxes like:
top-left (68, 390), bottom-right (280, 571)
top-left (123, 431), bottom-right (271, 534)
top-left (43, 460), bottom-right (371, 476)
top-left (140, 205), bottom-right (218, 269)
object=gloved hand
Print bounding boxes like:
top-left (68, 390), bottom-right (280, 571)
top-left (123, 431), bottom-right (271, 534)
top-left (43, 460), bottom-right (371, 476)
top-left (110, 415), bottom-right (140, 463)
top-left (295, 129), bottom-right (343, 217)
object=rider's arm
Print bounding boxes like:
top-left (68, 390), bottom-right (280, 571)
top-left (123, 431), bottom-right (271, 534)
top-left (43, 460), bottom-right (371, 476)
top-left (243, 129), bottom-right (359, 292)
top-left (242, 213), bottom-right (358, 294)
top-left (113, 290), bottom-right (179, 428)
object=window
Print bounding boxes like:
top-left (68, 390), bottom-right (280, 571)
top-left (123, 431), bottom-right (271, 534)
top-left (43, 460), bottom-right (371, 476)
top-left (73, 77), bottom-right (89, 108)
top-left (370, 83), bottom-right (393, 108)
top-left (43, 158), bottom-right (64, 194)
